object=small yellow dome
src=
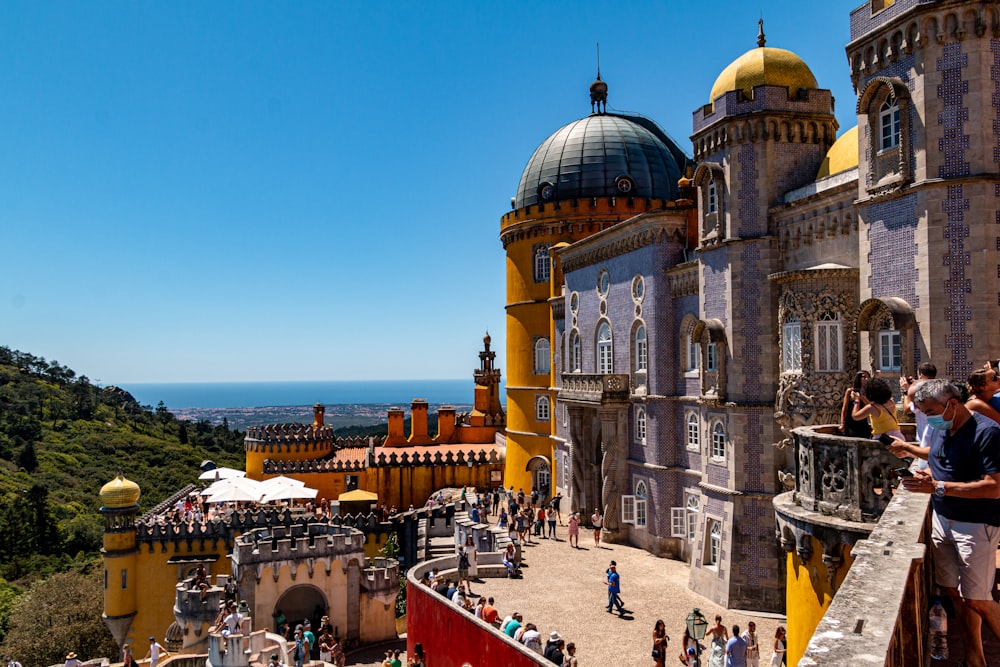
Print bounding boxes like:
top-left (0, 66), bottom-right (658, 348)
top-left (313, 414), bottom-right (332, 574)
top-left (100, 473), bottom-right (141, 509)
top-left (710, 46), bottom-right (818, 104)
top-left (816, 126), bottom-right (858, 179)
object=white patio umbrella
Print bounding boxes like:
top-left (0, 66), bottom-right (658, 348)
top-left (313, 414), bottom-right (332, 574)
top-left (207, 484), bottom-right (264, 503)
top-left (258, 475), bottom-right (305, 491)
top-left (201, 476), bottom-right (262, 499)
top-left (198, 466), bottom-right (246, 481)
top-left (259, 481), bottom-right (318, 504)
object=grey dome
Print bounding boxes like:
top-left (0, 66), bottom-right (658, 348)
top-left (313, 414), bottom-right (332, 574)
top-left (514, 113), bottom-right (686, 209)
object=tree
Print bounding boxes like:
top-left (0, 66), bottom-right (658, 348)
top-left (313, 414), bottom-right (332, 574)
top-left (16, 442), bottom-right (37, 473)
top-left (0, 566), bottom-right (119, 666)
top-left (178, 421), bottom-right (189, 444)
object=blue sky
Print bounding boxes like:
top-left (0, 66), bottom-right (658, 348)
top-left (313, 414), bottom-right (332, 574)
top-left (1, 1), bottom-right (857, 383)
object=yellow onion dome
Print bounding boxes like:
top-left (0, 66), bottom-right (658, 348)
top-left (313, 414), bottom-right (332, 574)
top-left (100, 473), bottom-right (141, 509)
top-left (816, 126), bottom-right (859, 179)
top-left (710, 46), bottom-right (817, 104)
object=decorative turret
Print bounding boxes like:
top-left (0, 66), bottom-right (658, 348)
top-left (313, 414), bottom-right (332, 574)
top-left (100, 473), bottom-right (141, 647)
top-left (472, 332), bottom-right (505, 428)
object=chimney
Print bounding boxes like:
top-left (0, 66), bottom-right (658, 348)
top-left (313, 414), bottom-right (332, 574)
top-left (385, 407), bottom-right (407, 447)
top-left (313, 403), bottom-right (325, 428)
top-left (436, 406), bottom-right (456, 443)
top-left (408, 399), bottom-right (433, 445)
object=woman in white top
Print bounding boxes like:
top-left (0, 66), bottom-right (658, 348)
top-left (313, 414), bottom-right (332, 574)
top-left (770, 626), bottom-right (787, 667)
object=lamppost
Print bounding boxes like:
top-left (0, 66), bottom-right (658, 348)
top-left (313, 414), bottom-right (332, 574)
top-left (685, 607), bottom-right (708, 667)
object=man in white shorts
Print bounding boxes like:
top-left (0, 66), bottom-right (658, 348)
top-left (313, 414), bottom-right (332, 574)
top-left (900, 379), bottom-right (1000, 667)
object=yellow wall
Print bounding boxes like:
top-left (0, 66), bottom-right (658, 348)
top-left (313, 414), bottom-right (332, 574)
top-left (369, 463), bottom-right (502, 509)
top-left (114, 539), bottom-right (231, 648)
top-left (784, 536), bottom-right (855, 665)
top-left (359, 595), bottom-right (397, 644)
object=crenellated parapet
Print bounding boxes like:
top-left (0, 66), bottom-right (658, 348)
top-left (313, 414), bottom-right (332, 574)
top-left (261, 456), bottom-right (369, 475)
top-left (371, 448), bottom-right (500, 468)
top-left (244, 423), bottom-right (339, 454)
top-left (233, 524), bottom-right (365, 567)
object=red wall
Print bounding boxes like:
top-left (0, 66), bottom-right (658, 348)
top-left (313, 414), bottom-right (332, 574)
top-left (406, 580), bottom-right (549, 667)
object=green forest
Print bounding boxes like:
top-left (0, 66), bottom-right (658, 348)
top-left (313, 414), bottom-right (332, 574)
top-left (0, 346), bottom-right (246, 665)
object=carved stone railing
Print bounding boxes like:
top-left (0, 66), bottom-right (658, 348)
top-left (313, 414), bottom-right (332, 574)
top-left (558, 373), bottom-right (631, 403)
top-left (791, 424), bottom-right (908, 522)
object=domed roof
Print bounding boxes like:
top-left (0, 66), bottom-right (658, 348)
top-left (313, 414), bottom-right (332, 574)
top-left (514, 113), bottom-right (685, 209)
top-left (709, 46), bottom-right (817, 104)
top-left (100, 473), bottom-right (141, 509)
top-left (816, 126), bottom-right (858, 179)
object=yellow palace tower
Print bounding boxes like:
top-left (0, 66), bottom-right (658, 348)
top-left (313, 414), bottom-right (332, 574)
top-left (99, 473), bottom-right (142, 647)
top-left (500, 74), bottom-right (691, 494)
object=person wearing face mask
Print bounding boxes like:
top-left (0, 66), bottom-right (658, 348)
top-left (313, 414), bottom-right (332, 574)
top-left (895, 379), bottom-right (1000, 667)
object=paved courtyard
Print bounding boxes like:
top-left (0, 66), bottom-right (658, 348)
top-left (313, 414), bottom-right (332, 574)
top-left (348, 520), bottom-right (786, 666)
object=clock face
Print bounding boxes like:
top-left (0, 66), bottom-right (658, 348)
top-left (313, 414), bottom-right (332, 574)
top-left (540, 183), bottom-right (555, 200)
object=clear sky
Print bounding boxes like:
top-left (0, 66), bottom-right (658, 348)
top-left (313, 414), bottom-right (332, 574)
top-left (1, 1), bottom-right (858, 383)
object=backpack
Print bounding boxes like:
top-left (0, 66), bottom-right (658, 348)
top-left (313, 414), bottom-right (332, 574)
top-left (458, 552), bottom-right (470, 569)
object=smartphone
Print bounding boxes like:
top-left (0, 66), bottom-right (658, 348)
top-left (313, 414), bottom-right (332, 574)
top-left (893, 467), bottom-right (914, 477)
top-left (878, 433), bottom-right (896, 446)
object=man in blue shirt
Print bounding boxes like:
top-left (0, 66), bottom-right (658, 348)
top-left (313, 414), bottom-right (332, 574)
top-left (605, 562), bottom-right (625, 615)
top-left (725, 625), bottom-right (747, 667)
top-left (901, 379), bottom-right (1000, 667)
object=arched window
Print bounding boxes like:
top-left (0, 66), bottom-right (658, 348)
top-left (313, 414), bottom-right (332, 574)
top-left (531, 458), bottom-right (550, 494)
top-left (634, 480), bottom-right (647, 528)
top-left (597, 322), bottom-right (613, 374)
top-left (634, 324), bottom-right (648, 372)
top-left (880, 96), bottom-right (901, 150)
top-left (534, 245), bottom-right (550, 282)
top-left (534, 338), bottom-right (550, 374)
top-left (707, 519), bottom-right (722, 566)
top-left (686, 413), bottom-right (700, 449)
top-left (879, 330), bottom-right (902, 371)
top-left (707, 180), bottom-right (717, 214)
top-left (711, 422), bottom-right (726, 459)
top-left (570, 330), bottom-right (582, 372)
top-left (635, 408), bottom-right (646, 443)
top-left (535, 395), bottom-right (550, 422)
top-left (815, 312), bottom-right (843, 372)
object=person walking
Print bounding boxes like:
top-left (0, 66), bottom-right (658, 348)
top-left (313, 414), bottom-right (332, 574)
top-left (741, 622), bottom-right (759, 667)
top-left (769, 627), bottom-right (786, 667)
top-left (546, 503), bottom-right (557, 538)
top-left (605, 561), bottom-right (625, 615)
top-left (726, 625), bottom-right (747, 667)
top-left (706, 616), bottom-right (727, 667)
top-left (651, 619), bottom-right (669, 666)
top-left (144, 637), bottom-right (169, 667)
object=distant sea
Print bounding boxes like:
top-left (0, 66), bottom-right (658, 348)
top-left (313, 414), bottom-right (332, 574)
top-left (122, 379), bottom-right (499, 409)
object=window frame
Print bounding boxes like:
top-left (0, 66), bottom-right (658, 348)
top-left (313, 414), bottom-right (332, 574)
top-left (707, 519), bottom-right (722, 567)
top-left (879, 97), bottom-right (901, 151)
top-left (569, 330), bottom-right (582, 373)
top-left (671, 507), bottom-right (686, 537)
top-left (814, 314), bottom-right (843, 373)
top-left (535, 395), bottom-right (550, 422)
top-left (710, 421), bottom-right (726, 460)
top-left (879, 330), bottom-right (902, 371)
top-left (634, 481), bottom-right (647, 528)
top-left (687, 331), bottom-right (700, 372)
top-left (621, 495), bottom-right (636, 524)
top-left (707, 180), bottom-right (717, 214)
top-left (634, 324), bottom-right (648, 372)
top-left (686, 493), bottom-right (699, 540)
top-left (533, 244), bottom-right (551, 282)
top-left (635, 407), bottom-right (646, 444)
top-left (597, 321), bottom-right (613, 374)
top-left (533, 337), bottom-right (551, 375)
top-left (783, 321), bottom-right (802, 372)
top-left (705, 342), bottom-right (718, 372)
top-left (686, 413), bottom-right (700, 450)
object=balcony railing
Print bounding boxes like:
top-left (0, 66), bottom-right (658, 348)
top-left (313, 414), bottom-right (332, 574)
top-left (558, 373), bottom-right (631, 402)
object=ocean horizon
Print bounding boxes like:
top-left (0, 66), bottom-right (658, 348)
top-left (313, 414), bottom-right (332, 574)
top-left (121, 379), bottom-right (498, 410)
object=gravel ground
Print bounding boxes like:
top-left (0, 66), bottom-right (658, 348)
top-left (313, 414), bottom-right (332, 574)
top-left (347, 521), bottom-right (786, 666)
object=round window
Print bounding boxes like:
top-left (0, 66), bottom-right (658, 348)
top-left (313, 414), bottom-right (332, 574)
top-left (598, 270), bottom-right (610, 297)
top-left (616, 175), bottom-right (634, 194)
top-left (632, 275), bottom-right (645, 302)
top-left (570, 292), bottom-right (579, 314)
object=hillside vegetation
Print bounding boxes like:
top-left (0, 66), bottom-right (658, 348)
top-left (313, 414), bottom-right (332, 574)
top-left (0, 345), bottom-right (246, 660)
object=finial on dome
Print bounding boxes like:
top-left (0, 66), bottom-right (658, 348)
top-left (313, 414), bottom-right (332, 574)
top-left (590, 42), bottom-right (608, 114)
top-left (483, 330), bottom-right (491, 347)
top-left (757, 17), bottom-right (766, 48)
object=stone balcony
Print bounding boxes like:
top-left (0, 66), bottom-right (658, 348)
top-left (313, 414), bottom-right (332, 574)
top-left (558, 373), bottom-right (631, 403)
top-left (791, 424), bottom-right (911, 523)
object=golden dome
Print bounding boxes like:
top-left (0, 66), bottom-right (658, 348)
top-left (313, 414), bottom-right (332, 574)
top-left (709, 46), bottom-right (818, 104)
top-left (100, 473), bottom-right (141, 509)
top-left (816, 126), bottom-right (858, 179)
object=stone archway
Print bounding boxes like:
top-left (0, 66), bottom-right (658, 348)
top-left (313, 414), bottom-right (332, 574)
top-left (274, 584), bottom-right (327, 637)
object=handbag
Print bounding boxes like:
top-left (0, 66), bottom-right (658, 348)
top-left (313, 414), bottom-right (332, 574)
top-left (651, 648), bottom-right (660, 659)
